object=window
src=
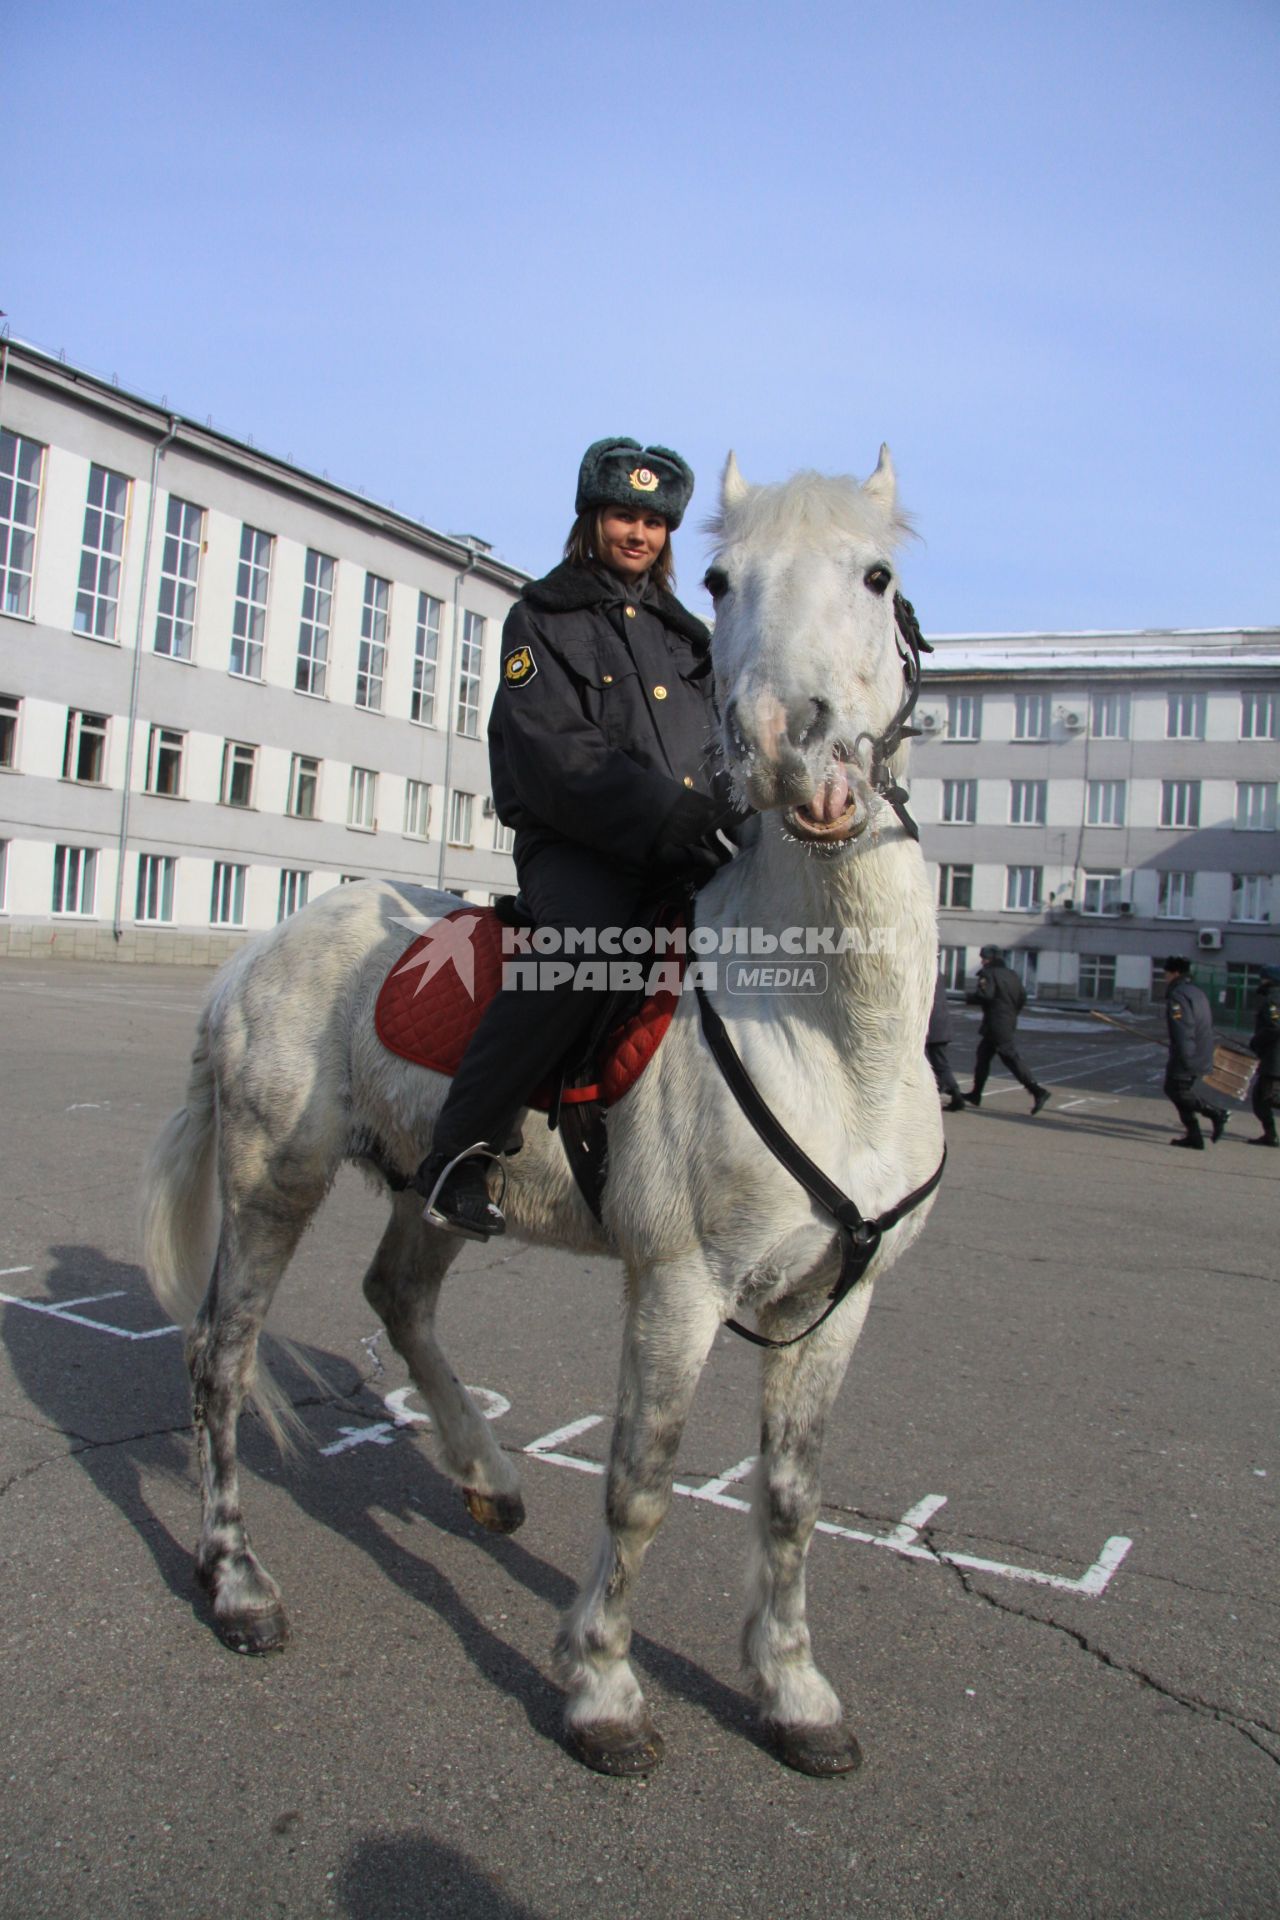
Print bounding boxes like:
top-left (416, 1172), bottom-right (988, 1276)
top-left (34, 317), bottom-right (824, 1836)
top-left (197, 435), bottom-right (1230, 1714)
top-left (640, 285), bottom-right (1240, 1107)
top-left (456, 610), bottom-right (485, 737)
top-left (1158, 872), bottom-right (1193, 919)
top-left (0, 693), bottom-right (18, 768)
top-left (154, 496), bottom-right (204, 658)
top-left (295, 549), bottom-right (335, 696)
top-left (348, 765), bottom-right (377, 830)
top-left (941, 778), bottom-right (976, 825)
top-left (1241, 690), bottom-right (1278, 740)
top-left (411, 592), bottom-right (442, 725)
top-left (1161, 780), bottom-right (1201, 829)
top-left (1082, 870), bottom-right (1122, 916)
top-left (356, 573), bottom-right (390, 710)
top-left (220, 740), bottom-right (257, 808)
top-left (277, 869), bottom-right (310, 920)
top-left (63, 709), bottom-right (108, 784)
top-left (937, 864), bottom-right (973, 909)
top-left (1226, 962), bottom-right (1266, 1003)
top-left (938, 946), bottom-right (967, 992)
top-left (1090, 691), bottom-right (1130, 740)
top-left (1009, 779), bottom-right (1046, 827)
top-left (288, 754), bottom-right (320, 820)
top-left (1013, 692), bottom-right (1050, 741)
top-left (947, 693), bottom-right (981, 741)
top-left (1230, 874), bottom-right (1270, 923)
top-left (1166, 691), bottom-right (1205, 740)
top-left (1005, 866), bottom-right (1043, 912)
top-left (1236, 782), bottom-right (1277, 832)
top-left (144, 725), bottom-right (184, 797)
top-left (0, 428), bottom-right (44, 617)
top-left (210, 861), bottom-right (246, 927)
top-left (1077, 953), bottom-right (1117, 1001)
top-left (492, 816), bottom-right (515, 855)
top-left (447, 789), bottom-right (474, 846)
top-left (52, 845), bottom-right (97, 916)
top-left (0, 838), bottom-right (7, 911)
top-left (404, 779), bottom-right (432, 839)
top-left (1087, 779), bottom-right (1126, 827)
top-left (74, 464), bottom-right (130, 639)
top-left (135, 853), bottom-right (175, 923)
top-left (230, 525), bottom-right (272, 678)
top-left (1006, 949), bottom-right (1039, 995)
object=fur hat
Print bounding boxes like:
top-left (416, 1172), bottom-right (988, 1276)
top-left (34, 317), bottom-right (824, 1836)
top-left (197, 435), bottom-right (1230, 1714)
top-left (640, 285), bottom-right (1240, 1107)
top-left (979, 944), bottom-right (1003, 962)
top-left (1162, 954), bottom-right (1192, 974)
top-left (575, 438), bottom-right (694, 529)
top-left (1259, 963), bottom-right (1280, 985)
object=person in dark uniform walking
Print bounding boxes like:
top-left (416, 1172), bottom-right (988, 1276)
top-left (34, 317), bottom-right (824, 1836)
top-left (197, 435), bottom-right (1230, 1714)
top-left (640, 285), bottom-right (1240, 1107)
top-left (926, 972), bottom-right (966, 1111)
top-left (962, 945), bottom-right (1050, 1115)
top-left (1246, 962), bottom-right (1280, 1148)
top-left (1161, 954), bottom-right (1229, 1150)
top-left (413, 437), bottom-right (741, 1237)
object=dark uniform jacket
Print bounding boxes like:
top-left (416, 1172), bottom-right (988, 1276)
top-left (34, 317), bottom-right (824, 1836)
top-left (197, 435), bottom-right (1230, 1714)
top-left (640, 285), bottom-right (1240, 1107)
top-left (488, 562), bottom-right (726, 872)
top-left (967, 961), bottom-right (1026, 1043)
top-left (1249, 981), bottom-right (1280, 1076)
top-left (927, 974), bottom-right (954, 1047)
top-left (1165, 976), bottom-right (1215, 1077)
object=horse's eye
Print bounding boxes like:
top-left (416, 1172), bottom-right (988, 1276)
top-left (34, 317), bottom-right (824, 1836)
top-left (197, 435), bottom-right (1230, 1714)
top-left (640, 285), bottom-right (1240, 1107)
top-left (864, 565), bottom-right (892, 597)
top-left (704, 567), bottom-right (730, 601)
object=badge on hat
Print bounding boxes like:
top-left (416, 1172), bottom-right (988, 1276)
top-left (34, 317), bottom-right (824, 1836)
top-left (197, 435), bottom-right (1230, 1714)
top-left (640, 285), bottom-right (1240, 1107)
top-left (504, 645), bottom-right (537, 688)
top-left (628, 466), bottom-right (659, 493)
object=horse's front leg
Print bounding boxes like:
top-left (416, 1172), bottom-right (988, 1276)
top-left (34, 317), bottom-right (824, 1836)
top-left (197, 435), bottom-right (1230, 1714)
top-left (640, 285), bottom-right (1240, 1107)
top-left (555, 1260), bottom-right (722, 1776)
top-left (743, 1284), bottom-right (874, 1776)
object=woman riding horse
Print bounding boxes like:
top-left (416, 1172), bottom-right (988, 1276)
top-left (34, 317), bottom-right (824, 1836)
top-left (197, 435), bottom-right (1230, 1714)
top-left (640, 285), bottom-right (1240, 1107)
top-left (414, 437), bottom-right (741, 1238)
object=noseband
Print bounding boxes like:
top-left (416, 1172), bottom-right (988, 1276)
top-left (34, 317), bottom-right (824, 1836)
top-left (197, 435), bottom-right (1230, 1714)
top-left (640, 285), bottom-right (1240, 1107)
top-left (847, 592), bottom-right (932, 842)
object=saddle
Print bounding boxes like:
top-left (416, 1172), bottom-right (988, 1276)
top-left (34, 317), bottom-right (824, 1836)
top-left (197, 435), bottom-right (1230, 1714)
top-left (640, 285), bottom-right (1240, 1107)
top-left (374, 902), bottom-right (688, 1216)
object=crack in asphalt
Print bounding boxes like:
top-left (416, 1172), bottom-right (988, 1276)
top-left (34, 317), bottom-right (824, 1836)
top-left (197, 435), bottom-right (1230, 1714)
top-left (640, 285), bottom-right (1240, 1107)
top-left (925, 1526), bottom-right (1280, 1768)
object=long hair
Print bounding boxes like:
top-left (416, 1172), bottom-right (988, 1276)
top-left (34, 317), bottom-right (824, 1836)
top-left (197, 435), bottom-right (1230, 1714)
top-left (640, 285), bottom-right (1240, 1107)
top-left (563, 509), bottom-right (676, 594)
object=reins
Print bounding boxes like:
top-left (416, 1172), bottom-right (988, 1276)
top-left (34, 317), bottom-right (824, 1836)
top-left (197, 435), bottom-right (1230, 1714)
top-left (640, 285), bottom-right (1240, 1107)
top-left (695, 984), bottom-right (945, 1349)
top-left (851, 592), bottom-right (932, 843)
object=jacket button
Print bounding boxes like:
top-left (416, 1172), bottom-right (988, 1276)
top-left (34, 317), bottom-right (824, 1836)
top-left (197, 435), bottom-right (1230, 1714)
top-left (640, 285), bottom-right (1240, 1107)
top-left (625, 606), bottom-right (636, 618)
top-left (683, 775), bottom-right (694, 787)
top-left (653, 684), bottom-right (668, 699)
top-left (602, 674), bottom-right (613, 684)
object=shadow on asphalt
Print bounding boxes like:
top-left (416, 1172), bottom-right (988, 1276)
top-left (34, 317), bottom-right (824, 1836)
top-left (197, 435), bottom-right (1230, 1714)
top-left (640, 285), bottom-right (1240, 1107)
top-left (5, 1242), bottom-right (758, 1761)
top-left (337, 1831), bottom-right (543, 1919)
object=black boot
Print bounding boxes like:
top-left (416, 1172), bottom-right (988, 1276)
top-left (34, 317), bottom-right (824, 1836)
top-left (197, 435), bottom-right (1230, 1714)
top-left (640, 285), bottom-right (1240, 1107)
top-left (414, 1148), bottom-right (505, 1240)
top-left (1030, 1087), bottom-right (1051, 1116)
top-left (1209, 1109), bottom-right (1229, 1143)
top-left (944, 1095), bottom-right (967, 1112)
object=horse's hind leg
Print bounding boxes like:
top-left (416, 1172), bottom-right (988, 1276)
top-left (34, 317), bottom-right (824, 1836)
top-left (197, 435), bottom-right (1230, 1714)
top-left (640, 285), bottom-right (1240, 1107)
top-left (362, 1190), bottom-right (524, 1532)
top-left (742, 1297), bottom-right (873, 1776)
top-left (188, 1200), bottom-right (313, 1654)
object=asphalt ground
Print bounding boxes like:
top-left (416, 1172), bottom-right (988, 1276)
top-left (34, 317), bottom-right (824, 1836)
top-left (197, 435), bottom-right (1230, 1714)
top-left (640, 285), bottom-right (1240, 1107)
top-left (0, 959), bottom-right (1276, 1920)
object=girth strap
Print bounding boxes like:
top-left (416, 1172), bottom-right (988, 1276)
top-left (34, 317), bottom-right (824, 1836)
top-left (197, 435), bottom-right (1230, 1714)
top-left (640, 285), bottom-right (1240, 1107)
top-left (695, 983), bottom-right (946, 1350)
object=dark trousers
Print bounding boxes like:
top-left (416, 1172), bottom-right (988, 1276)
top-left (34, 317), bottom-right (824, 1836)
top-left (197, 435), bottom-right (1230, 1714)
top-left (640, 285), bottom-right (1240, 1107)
top-left (971, 1033), bottom-right (1040, 1096)
top-left (925, 1041), bottom-right (961, 1099)
top-left (1163, 1066), bottom-right (1227, 1144)
top-left (1250, 1071), bottom-right (1278, 1141)
top-left (430, 841), bottom-right (650, 1161)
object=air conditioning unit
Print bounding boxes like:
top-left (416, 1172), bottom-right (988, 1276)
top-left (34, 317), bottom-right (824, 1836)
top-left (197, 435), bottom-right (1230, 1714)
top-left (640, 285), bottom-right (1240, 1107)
top-left (917, 710), bottom-right (943, 733)
top-left (1117, 902), bottom-right (1133, 915)
top-left (1059, 708), bottom-right (1085, 732)
top-left (1198, 927), bottom-right (1223, 951)
top-left (481, 796), bottom-right (496, 817)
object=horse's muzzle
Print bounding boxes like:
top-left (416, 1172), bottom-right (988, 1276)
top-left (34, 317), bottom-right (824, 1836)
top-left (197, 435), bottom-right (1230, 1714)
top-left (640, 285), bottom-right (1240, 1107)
top-left (782, 762), bottom-right (871, 846)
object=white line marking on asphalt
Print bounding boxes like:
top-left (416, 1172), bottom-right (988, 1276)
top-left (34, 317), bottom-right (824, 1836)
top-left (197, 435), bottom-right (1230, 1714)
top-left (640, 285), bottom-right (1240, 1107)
top-left (524, 1414), bottom-right (608, 1474)
top-left (0, 1267), bottom-right (34, 1278)
top-left (0, 1290), bottom-right (180, 1340)
top-left (979, 1044), bottom-right (1155, 1098)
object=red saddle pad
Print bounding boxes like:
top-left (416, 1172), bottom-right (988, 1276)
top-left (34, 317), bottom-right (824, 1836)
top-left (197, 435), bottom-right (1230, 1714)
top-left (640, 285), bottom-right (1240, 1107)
top-left (374, 907), bottom-right (685, 1109)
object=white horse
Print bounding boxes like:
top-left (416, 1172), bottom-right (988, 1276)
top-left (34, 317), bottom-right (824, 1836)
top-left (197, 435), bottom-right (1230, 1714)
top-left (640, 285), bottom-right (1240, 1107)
top-left (142, 448), bottom-right (943, 1777)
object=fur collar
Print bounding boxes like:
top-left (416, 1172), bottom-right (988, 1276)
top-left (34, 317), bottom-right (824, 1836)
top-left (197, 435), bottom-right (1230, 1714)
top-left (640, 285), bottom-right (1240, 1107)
top-left (524, 562), bottom-right (710, 651)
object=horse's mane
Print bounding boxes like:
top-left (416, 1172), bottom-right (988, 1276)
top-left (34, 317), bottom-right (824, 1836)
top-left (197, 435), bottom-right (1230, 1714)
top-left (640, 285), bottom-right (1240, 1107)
top-left (704, 469), bottom-right (915, 552)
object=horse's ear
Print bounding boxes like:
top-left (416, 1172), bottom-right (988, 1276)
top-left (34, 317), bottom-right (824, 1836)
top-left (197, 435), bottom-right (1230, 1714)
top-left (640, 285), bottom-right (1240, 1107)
top-left (721, 450), bottom-right (749, 509)
top-left (864, 443), bottom-right (896, 509)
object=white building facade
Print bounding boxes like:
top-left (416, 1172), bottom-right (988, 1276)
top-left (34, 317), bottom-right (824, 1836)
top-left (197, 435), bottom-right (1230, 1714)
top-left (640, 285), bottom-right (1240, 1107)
top-left (0, 340), bottom-right (528, 963)
top-left (910, 631), bottom-right (1280, 1019)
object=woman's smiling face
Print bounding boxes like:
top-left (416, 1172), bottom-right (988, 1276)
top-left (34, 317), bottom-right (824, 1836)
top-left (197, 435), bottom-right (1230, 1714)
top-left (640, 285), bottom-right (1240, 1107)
top-left (596, 508), bottom-right (669, 579)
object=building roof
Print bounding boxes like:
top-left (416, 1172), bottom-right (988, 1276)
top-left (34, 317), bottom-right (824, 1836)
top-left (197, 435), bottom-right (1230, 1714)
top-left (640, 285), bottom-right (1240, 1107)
top-left (921, 628), bottom-right (1280, 678)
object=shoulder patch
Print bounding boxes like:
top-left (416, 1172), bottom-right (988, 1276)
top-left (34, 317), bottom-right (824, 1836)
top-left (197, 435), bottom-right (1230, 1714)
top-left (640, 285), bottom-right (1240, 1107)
top-left (504, 645), bottom-right (537, 688)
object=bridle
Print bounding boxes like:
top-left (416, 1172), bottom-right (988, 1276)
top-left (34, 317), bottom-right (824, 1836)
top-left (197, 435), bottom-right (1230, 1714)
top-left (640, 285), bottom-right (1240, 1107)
top-left (847, 591), bottom-right (933, 843)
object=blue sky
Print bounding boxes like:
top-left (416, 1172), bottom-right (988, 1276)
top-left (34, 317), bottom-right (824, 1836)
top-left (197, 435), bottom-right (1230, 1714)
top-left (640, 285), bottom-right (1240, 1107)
top-left (7, 0), bottom-right (1278, 632)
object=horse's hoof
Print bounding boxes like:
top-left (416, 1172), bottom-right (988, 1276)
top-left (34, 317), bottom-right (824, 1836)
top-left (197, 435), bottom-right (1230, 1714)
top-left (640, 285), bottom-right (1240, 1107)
top-left (565, 1717), bottom-right (665, 1777)
top-left (766, 1720), bottom-right (862, 1777)
top-left (215, 1608), bottom-right (291, 1656)
top-left (463, 1487), bottom-right (526, 1535)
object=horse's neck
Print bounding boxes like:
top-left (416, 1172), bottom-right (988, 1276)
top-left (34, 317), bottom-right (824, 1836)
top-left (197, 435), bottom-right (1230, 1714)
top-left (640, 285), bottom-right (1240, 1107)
top-left (713, 820), bottom-right (936, 1072)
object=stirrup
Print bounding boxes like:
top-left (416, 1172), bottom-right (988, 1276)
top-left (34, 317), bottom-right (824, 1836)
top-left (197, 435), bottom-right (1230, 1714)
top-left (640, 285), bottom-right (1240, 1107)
top-left (419, 1144), bottom-right (507, 1241)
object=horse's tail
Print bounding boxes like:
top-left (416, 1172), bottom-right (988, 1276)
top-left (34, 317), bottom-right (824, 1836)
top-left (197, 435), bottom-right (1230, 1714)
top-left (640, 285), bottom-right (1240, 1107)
top-left (140, 1000), bottom-right (220, 1333)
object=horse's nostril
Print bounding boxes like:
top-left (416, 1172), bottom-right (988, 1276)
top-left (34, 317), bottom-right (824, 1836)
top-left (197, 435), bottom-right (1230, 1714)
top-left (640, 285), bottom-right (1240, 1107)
top-left (797, 698), bottom-right (833, 749)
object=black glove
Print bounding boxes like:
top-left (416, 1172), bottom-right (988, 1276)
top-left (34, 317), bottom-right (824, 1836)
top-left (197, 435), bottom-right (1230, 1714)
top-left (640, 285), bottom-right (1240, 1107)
top-left (652, 789), bottom-right (738, 855)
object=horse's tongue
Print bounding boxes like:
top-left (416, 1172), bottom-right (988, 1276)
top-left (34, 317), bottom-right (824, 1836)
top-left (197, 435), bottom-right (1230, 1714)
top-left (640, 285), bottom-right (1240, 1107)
top-left (808, 765), bottom-right (850, 824)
